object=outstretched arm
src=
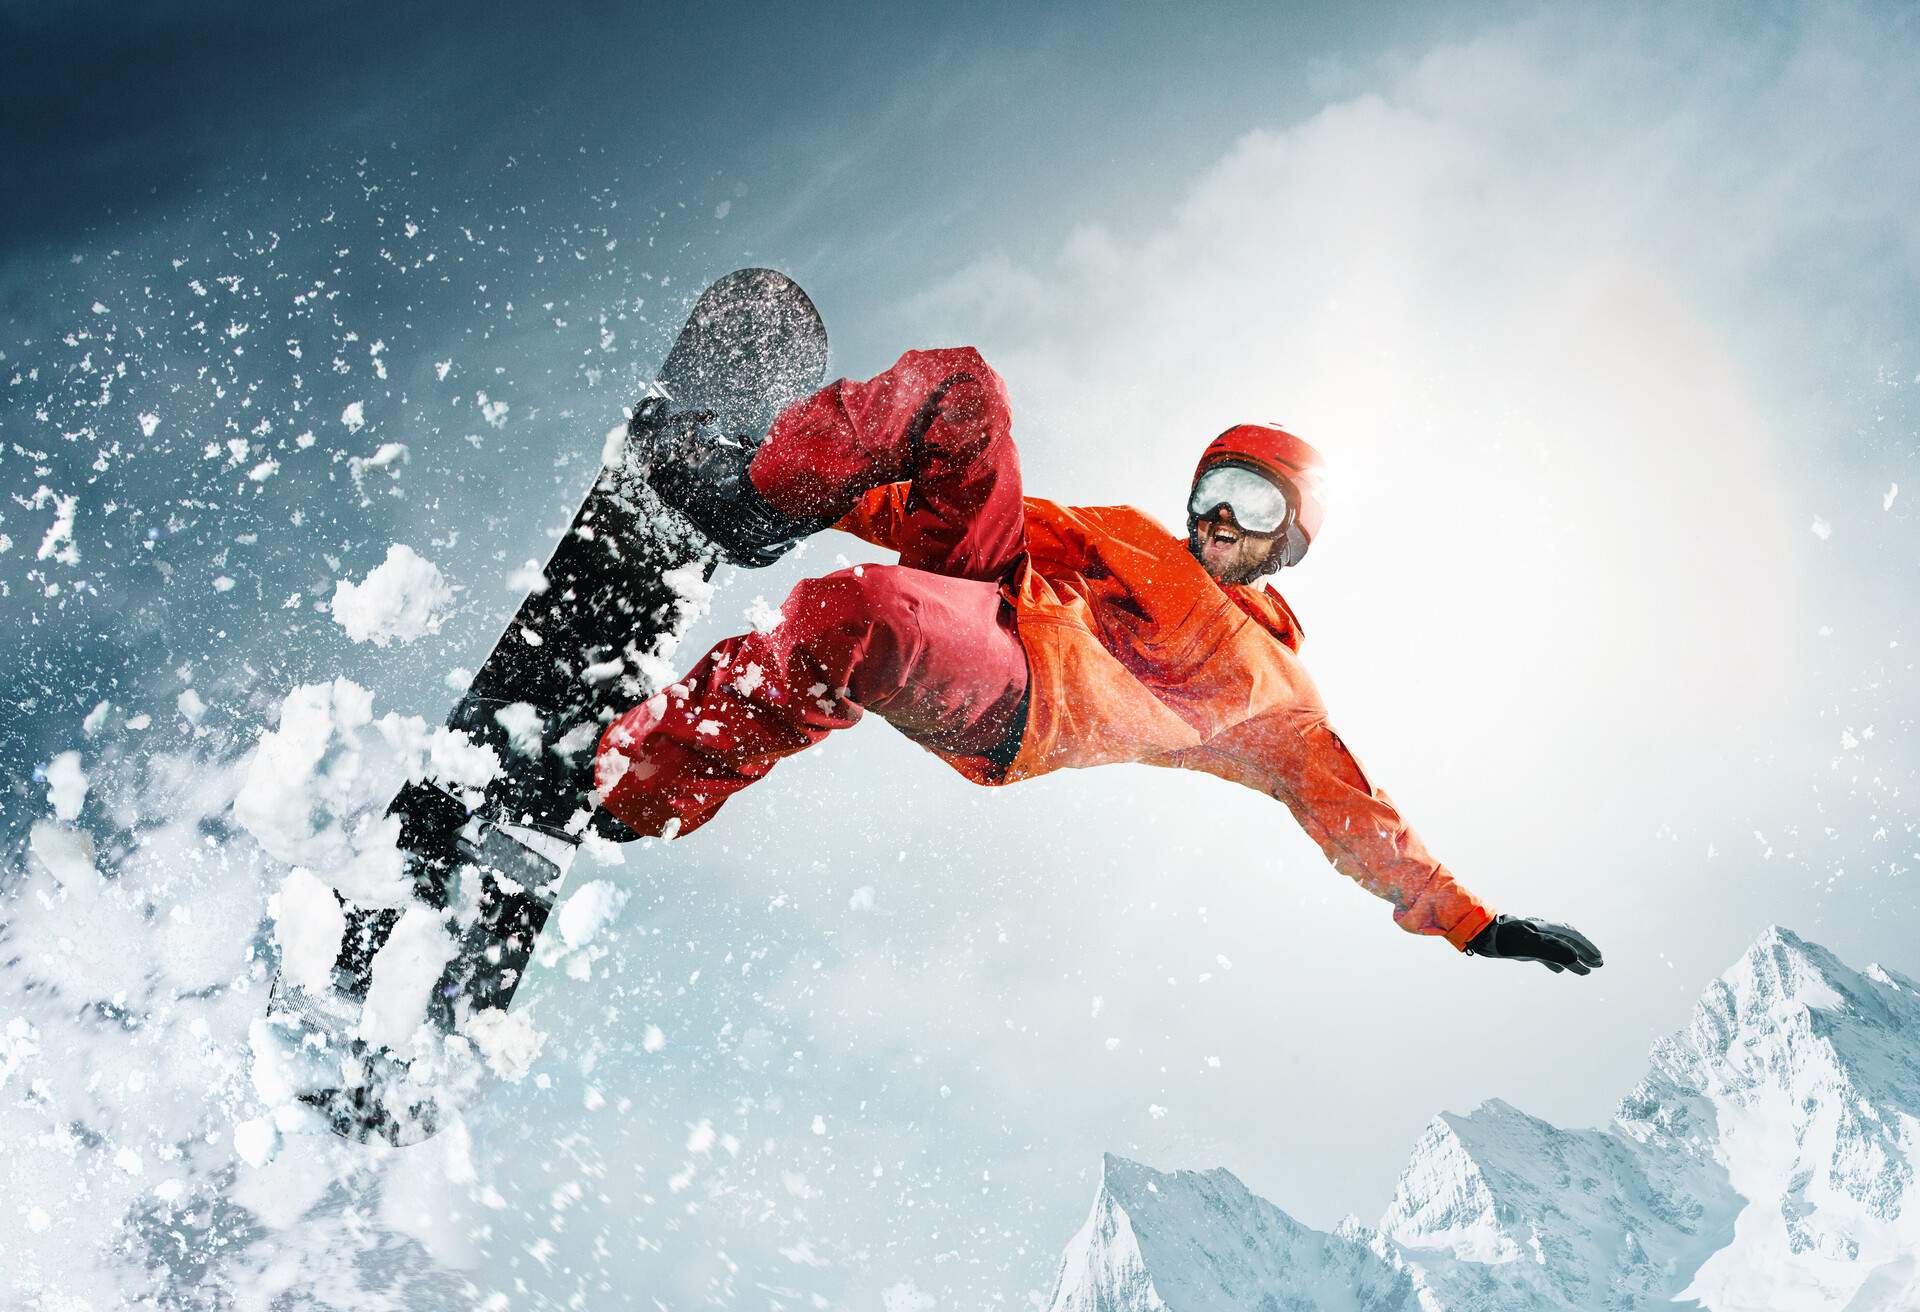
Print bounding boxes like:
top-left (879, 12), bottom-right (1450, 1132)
top-left (1183, 646), bottom-right (1603, 972)
top-left (1192, 704), bottom-right (1497, 951)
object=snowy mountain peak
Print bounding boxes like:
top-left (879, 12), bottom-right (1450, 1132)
top-left (1621, 929), bottom-right (1920, 1309)
top-left (1379, 1098), bottom-right (1617, 1265)
top-left (1046, 1155), bottom-right (1415, 1312)
top-left (1719, 925), bottom-right (1858, 1018)
top-left (1633, 925), bottom-right (1920, 1131)
top-left (1045, 929), bottom-right (1920, 1311)
top-left (1046, 1159), bottom-right (1162, 1312)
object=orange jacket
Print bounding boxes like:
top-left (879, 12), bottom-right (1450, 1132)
top-left (837, 487), bottom-right (1496, 950)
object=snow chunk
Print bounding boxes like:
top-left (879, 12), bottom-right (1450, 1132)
top-left (138, 412), bottom-right (160, 437)
top-left (271, 868), bottom-right (346, 994)
top-left (177, 688), bottom-right (206, 725)
top-left (1886, 483), bottom-right (1901, 511)
top-left (340, 400), bottom-right (366, 432)
top-left (330, 544), bottom-right (453, 646)
top-left (557, 880), bottom-right (626, 950)
top-left (582, 655), bottom-right (625, 686)
top-left (428, 723), bottom-right (500, 784)
top-left (493, 701), bottom-right (543, 758)
top-left (663, 561), bottom-right (715, 605)
top-left (463, 1007), bottom-right (546, 1080)
top-left (45, 750), bottom-right (87, 820)
top-left (476, 391), bottom-right (509, 429)
top-left (28, 821), bottom-right (103, 902)
top-left (1810, 516), bottom-right (1831, 540)
top-left (744, 595), bottom-right (783, 632)
top-left (356, 905), bottom-right (455, 1049)
top-left (347, 441), bottom-right (409, 496)
top-left (33, 487), bottom-right (78, 564)
top-left (504, 559), bottom-right (548, 593)
top-left (600, 421), bottom-right (628, 467)
top-left (233, 1116), bottom-right (277, 1169)
top-left (236, 679), bottom-right (375, 866)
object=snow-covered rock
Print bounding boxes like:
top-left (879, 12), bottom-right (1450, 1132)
top-left (1044, 928), bottom-right (1920, 1312)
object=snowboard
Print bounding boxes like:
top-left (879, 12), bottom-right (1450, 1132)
top-left (264, 268), bottom-right (830, 1145)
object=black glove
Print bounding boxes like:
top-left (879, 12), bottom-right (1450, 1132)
top-left (1464, 914), bottom-right (1604, 975)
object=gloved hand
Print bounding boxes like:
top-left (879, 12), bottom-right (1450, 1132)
top-left (1464, 914), bottom-right (1604, 975)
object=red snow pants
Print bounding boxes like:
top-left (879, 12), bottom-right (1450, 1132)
top-left (594, 348), bottom-right (1029, 839)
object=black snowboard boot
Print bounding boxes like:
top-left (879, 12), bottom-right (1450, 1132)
top-left (628, 396), bottom-right (828, 567)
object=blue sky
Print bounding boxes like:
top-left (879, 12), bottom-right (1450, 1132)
top-left (6, 2), bottom-right (1920, 1307)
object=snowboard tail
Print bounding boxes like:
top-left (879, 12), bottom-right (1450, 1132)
top-left (266, 269), bottom-right (828, 1144)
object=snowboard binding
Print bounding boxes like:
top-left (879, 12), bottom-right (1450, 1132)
top-left (627, 396), bottom-right (827, 568)
top-left (267, 781), bottom-right (576, 1145)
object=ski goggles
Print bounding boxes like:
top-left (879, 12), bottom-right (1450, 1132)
top-left (1187, 463), bottom-right (1294, 535)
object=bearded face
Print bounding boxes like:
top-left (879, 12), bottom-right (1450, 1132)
top-left (1189, 505), bottom-right (1284, 584)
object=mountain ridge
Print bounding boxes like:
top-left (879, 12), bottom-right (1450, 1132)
top-left (1043, 927), bottom-right (1920, 1312)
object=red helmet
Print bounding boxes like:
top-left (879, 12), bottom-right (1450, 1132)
top-left (1191, 423), bottom-right (1326, 567)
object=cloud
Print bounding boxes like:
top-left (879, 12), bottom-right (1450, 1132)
top-left (824, 2), bottom-right (1920, 1240)
top-left (890, 5), bottom-right (1920, 867)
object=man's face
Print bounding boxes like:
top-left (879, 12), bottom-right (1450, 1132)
top-left (1189, 505), bottom-right (1284, 585)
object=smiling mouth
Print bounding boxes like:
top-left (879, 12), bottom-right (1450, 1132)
top-left (1208, 525), bottom-right (1242, 547)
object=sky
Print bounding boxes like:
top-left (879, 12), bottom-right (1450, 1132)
top-left (5, 1), bottom-right (1920, 1308)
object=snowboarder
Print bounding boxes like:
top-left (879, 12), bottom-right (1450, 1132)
top-left (604, 347), bottom-right (1603, 975)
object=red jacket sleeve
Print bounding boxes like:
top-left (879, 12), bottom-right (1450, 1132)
top-left (1182, 659), bottom-right (1496, 951)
